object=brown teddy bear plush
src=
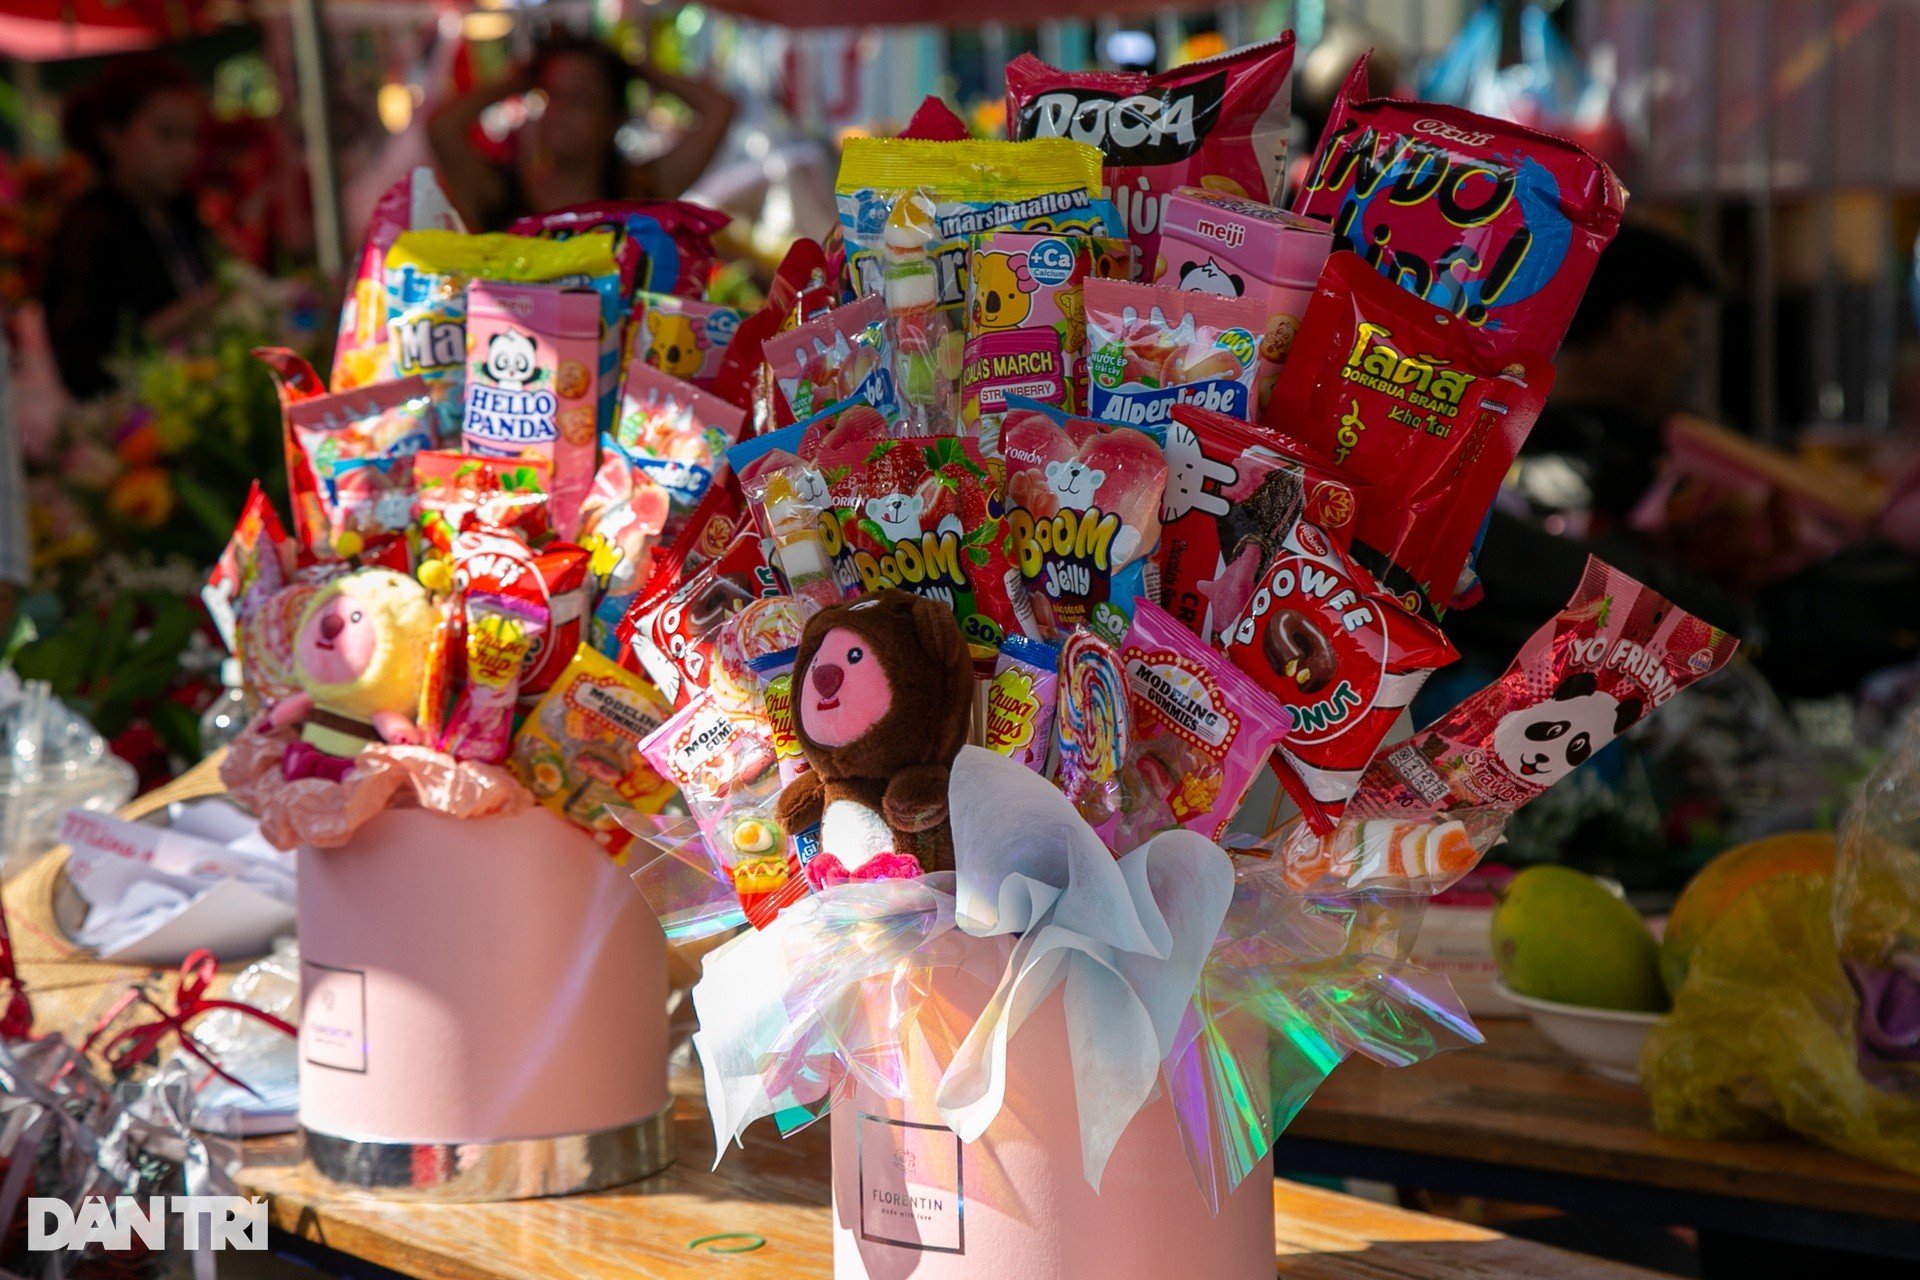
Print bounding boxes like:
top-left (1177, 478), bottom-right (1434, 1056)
top-left (776, 589), bottom-right (973, 887)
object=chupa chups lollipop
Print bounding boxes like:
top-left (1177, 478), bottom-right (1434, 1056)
top-left (986, 633), bottom-right (1060, 774)
top-left (1084, 278), bottom-right (1266, 428)
top-left (1095, 601), bottom-right (1290, 850)
top-left (811, 433), bottom-right (1029, 653)
top-left (450, 525), bottom-right (592, 699)
top-left (1004, 37), bottom-right (1296, 269)
top-left (1265, 252), bottom-right (1551, 611)
top-left (1001, 397), bottom-right (1167, 644)
top-left (1217, 521), bottom-right (1457, 835)
top-left (440, 592), bottom-right (547, 764)
top-left (1293, 53), bottom-right (1625, 361)
top-left (1055, 630), bottom-right (1129, 826)
top-left (1153, 402), bottom-right (1359, 644)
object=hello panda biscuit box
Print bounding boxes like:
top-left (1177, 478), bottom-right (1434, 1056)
top-left (463, 281), bottom-right (602, 538)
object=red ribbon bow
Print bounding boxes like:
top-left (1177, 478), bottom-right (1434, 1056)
top-left (83, 950), bottom-right (297, 1098)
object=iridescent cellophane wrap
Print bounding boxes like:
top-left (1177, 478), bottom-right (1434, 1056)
top-left (672, 747), bottom-right (1481, 1212)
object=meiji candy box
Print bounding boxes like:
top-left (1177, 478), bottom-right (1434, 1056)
top-left (1159, 187), bottom-right (1333, 405)
top-left (463, 281), bottom-right (601, 538)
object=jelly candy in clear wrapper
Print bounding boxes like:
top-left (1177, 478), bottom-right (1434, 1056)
top-left (1001, 398), bottom-right (1166, 644)
top-left (1055, 630), bottom-right (1129, 826)
top-left (1293, 53), bottom-right (1626, 362)
top-left (1217, 520), bottom-right (1457, 836)
top-left (1005, 38), bottom-right (1295, 270)
top-left (285, 377), bottom-right (436, 561)
top-left (1265, 252), bottom-right (1551, 611)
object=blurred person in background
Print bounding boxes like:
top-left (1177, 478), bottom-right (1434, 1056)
top-left (429, 34), bottom-right (735, 231)
top-left (42, 56), bottom-right (218, 399)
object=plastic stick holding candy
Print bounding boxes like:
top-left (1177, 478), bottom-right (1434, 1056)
top-left (882, 189), bottom-right (955, 436)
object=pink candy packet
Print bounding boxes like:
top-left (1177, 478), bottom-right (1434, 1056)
top-left (985, 633), bottom-right (1060, 773)
top-left (1098, 601), bottom-right (1291, 850)
top-left (632, 291), bottom-right (744, 389)
top-left (1000, 398), bottom-right (1166, 644)
top-left (764, 295), bottom-right (897, 426)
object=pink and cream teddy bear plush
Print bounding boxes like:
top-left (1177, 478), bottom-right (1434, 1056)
top-left (266, 568), bottom-right (437, 779)
top-left (776, 590), bottom-right (973, 887)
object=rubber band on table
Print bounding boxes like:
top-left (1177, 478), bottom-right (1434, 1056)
top-left (688, 1232), bottom-right (767, 1254)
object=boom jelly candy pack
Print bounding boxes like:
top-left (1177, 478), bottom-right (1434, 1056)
top-left (1005, 37), bottom-right (1295, 270)
top-left (1292, 54), bottom-right (1626, 361)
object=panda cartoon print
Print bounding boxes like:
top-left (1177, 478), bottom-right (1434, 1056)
top-left (1491, 673), bottom-right (1643, 786)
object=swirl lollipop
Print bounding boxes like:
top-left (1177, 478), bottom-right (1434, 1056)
top-left (1055, 630), bottom-right (1130, 826)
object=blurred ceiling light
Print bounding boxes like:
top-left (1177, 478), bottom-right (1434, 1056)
top-left (463, 10), bottom-right (515, 40)
top-left (377, 81), bottom-right (414, 133)
top-left (1104, 30), bottom-right (1154, 67)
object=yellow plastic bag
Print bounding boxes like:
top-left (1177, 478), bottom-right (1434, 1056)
top-left (1642, 715), bottom-right (1920, 1173)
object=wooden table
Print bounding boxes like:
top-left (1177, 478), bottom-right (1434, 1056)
top-left (1279, 1018), bottom-right (1920, 1262)
top-left (242, 1065), bottom-right (1660, 1280)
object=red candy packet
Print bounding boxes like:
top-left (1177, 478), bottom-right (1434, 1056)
top-left (1293, 54), bottom-right (1626, 361)
top-left (812, 434), bottom-right (1032, 652)
top-left (1001, 399), bottom-right (1166, 644)
top-left (1154, 403), bottom-right (1359, 643)
top-left (450, 526), bottom-right (592, 699)
top-left (203, 482), bottom-right (295, 658)
top-left (1096, 601), bottom-right (1291, 849)
top-left (627, 529), bottom-right (783, 706)
top-left (1005, 37), bottom-right (1295, 270)
top-left (1351, 556), bottom-right (1740, 819)
top-left (1266, 252), bottom-right (1551, 611)
top-left (413, 451), bottom-right (553, 554)
top-left (509, 199), bottom-right (728, 300)
top-left (1217, 521), bottom-right (1457, 834)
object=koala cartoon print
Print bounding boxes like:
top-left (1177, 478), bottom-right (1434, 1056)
top-left (645, 309), bottom-right (705, 380)
top-left (484, 329), bottom-right (539, 390)
top-left (1491, 672), bottom-right (1642, 787)
top-left (1178, 258), bottom-right (1245, 297)
top-left (969, 251), bottom-right (1038, 332)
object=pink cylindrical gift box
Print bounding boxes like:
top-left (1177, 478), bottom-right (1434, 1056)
top-left (830, 957), bottom-right (1273, 1279)
top-left (297, 806), bottom-right (671, 1200)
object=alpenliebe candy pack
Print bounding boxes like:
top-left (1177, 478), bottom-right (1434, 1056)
top-left (510, 645), bottom-right (678, 865)
top-left (961, 231), bottom-right (1132, 436)
top-left (1097, 601), bottom-right (1291, 850)
top-left (284, 377), bottom-right (436, 561)
top-left (811, 433), bottom-right (1030, 653)
top-left (631, 291), bottom-right (744, 389)
top-left (1216, 520), bottom-right (1457, 835)
top-left (1153, 403), bottom-right (1359, 643)
top-left (1000, 398), bottom-right (1166, 644)
top-left (1352, 556), bottom-right (1740, 820)
top-left (834, 137), bottom-right (1118, 330)
top-left (1266, 252), bottom-right (1551, 611)
top-left (613, 361), bottom-right (747, 512)
top-left (1292, 53), bottom-right (1626, 361)
top-left (765, 295), bottom-right (898, 425)
top-left (1084, 278), bottom-right (1266, 428)
top-left (1005, 37), bottom-right (1294, 270)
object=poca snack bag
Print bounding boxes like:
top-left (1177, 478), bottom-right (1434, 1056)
top-left (1001, 397), bottom-right (1166, 644)
top-left (1216, 520), bottom-right (1457, 834)
top-left (1084, 278), bottom-right (1266, 428)
top-left (384, 228), bottom-right (618, 444)
top-left (1097, 601), bottom-right (1291, 850)
top-left (962, 231), bottom-right (1133, 436)
top-left (1155, 403), bottom-right (1359, 643)
top-left (1355, 556), bottom-right (1740, 819)
top-left (462, 281), bottom-right (603, 539)
top-left (1266, 252), bottom-right (1551, 610)
top-left (1005, 37), bottom-right (1295, 270)
top-left (812, 432), bottom-right (1030, 652)
top-left (834, 137), bottom-right (1118, 337)
top-left (1293, 53), bottom-right (1626, 361)
top-left (632, 291), bottom-right (744, 389)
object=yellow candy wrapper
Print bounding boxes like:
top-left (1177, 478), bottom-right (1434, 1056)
top-left (510, 645), bottom-right (679, 863)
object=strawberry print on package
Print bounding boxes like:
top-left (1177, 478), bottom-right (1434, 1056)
top-left (1006, 37), bottom-right (1295, 271)
top-left (1292, 54), bottom-right (1626, 361)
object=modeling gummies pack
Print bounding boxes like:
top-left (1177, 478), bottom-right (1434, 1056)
top-left (1084, 278), bottom-right (1266, 428)
top-left (1216, 520), bottom-right (1457, 834)
top-left (1292, 54), bottom-right (1626, 361)
top-left (1005, 38), bottom-right (1295, 271)
top-left (1265, 252), bottom-right (1551, 610)
top-left (1000, 397), bottom-right (1166, 644)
